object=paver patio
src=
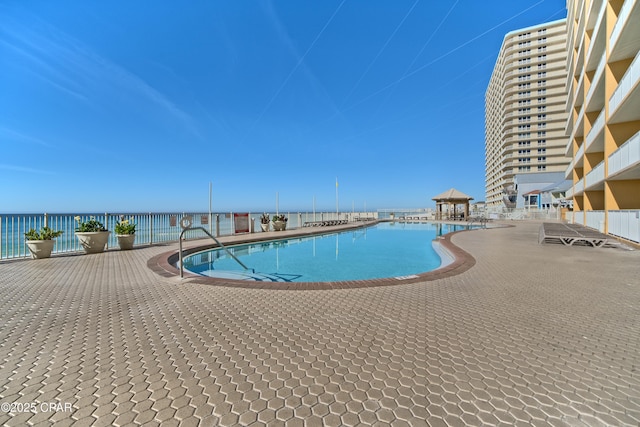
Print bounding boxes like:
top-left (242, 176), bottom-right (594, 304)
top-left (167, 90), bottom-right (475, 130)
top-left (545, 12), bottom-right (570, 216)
top-left (0, 221), bottom-right (639, 426)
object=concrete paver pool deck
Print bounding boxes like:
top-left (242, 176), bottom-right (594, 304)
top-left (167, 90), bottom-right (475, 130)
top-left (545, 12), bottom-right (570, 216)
top-left (1, 221), bottom-right (639, 426)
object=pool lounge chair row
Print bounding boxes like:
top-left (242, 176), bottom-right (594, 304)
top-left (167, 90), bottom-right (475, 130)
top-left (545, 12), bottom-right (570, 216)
top-left (538, 222), bottom-right (609, 247)
top-left (398, 216), bottom-right (428, 221)
top-left (303, 220), bottom-right (349, 227)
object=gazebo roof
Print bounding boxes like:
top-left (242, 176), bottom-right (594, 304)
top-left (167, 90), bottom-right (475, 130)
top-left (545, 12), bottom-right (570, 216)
top-left (432, 188), bottom-right (474, 201)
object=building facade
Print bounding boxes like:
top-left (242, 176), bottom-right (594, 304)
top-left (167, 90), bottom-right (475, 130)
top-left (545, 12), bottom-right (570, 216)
top-left (565, 0), bottom-right (640, 244)
top-left (485, 19), bottom-right (569, 209)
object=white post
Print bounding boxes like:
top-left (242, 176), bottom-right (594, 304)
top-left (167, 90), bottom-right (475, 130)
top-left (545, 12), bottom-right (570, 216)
top-left (105, 212), bottom-right (109, 249)
top-left (149, 213), bottom-right (153, 245)
top-left (335, 178), bottom-right (339, 216)
top-left (209, 181), bottom-right (213, 235)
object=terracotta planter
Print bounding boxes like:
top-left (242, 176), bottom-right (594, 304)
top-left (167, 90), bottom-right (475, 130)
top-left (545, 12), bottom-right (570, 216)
top-left (26, 240), bottom-right (55, 259)
top-left (117, 234), bottom-right (135, 250)
top-left (75, 231), bottom-right (110, 254)
top-left (272, 220), bottom-right (287, 231)
top-left (260, 223), bottom-right (270, 232)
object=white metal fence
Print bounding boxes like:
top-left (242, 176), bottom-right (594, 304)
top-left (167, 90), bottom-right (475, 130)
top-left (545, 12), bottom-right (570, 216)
top-left (1, 211), bottom-right (378, 260)
top-left (585, 210), bottom-right (605, 232)
top-left (569, 209), bottom-right (640, 243)
top-left (486, 208), bottom-right (562, 221)
top-left (573, 211), bottom-right (585, 225)
top-left (608, 210), bottom-right (640, 243)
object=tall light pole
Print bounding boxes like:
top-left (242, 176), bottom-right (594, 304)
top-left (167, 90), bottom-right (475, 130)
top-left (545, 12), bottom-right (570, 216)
top-left (209, 181), bottom-right (213, 234)
top-left (335, 177), bottom-right (339, 215)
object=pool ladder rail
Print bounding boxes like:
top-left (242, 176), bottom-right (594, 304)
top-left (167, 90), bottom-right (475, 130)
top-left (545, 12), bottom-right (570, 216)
top-left (178, 225), bottom-right (252, 279)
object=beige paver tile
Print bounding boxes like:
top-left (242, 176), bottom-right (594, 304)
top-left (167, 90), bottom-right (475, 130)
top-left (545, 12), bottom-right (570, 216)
top-left (1, 222), bottom-right (639, 427)
top-left (113, 411), bottom-right (137, 426)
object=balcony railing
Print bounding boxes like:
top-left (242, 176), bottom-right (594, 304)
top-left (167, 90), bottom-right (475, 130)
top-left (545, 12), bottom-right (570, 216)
top-left (571, 103), bottom-right (586, 143)
top-left (585, 161), bottom-right (605, 189)
top-left (585, 109), bottom-right (605, 152)
top-left (566, 186), bottom-right (574, 199)
top-left (585, 54), bottom-right (606, 107)
top-left (610, 0), bottom-right (637, 53)
top-left (575, 141), bottom-right (585, 163)
top-left (0, 211), bottom-right (375, 260)
top-left (564, 131), bottom-right (573, 157)
top-left (585, 0), bottom-right (607, 69)
top-left (575, 72), bottom-right (585, 108)
top-left (608, 130), bottom-right (640, 177)
top-left (565, 158), bottom-right (575, 180)
top-left (575, 177), bottom-right (585, 195)
top-left (608, 210), bottom-right (640, 243)
top-left (609, 50), bottom-right (640, 117)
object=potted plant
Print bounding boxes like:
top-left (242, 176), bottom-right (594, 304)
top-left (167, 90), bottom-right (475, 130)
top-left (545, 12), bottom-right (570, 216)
top-left (115, 216), bottom-right (136, 250)
top-left (259, 213), bottom-right (270, 232)
top-left (272, 214), bottom-right (288, 231)
top-left (24, 227), bottom-right (63, 259)
top-left (74, 216), bottom-right (110, 254)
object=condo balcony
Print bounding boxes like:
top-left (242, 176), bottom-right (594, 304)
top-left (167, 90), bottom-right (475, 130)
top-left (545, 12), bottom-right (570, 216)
top-left (584, 55), bottom-right (606, 112)
top-left (575, 141), bottom-right (585, 166)
top-left (584, 160), bottom-right (605, 190)
top-left (565, 185), bottom-right (574, 199)
top-left (609, 0), bottom-right (640, 63)
top-left (584, 110), bottom-right (605, 153)
top-left (575, 30), bottom-right (585, 78)
top-left (585, 0), bottom-right (604, 32)
top-left (585, 0), bottom-right (606, 71)
top-left (565, 158), bottom-right (575, 180)
top-left (574, 177), bottom-right (585, 195)
top-left (609, 50), bottom-right (640, 123)
top-left (608, 130), bottom-right (640, 179)
top-left (573, 72), bottom-right (585, 109)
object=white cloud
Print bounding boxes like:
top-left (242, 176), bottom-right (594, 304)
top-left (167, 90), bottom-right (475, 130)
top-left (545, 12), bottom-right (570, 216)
top-left (0, 164), bottom-right (54, 175)
top-left (0, 126), bottom-right (52, 147)
top-left (1, 10), bottom-right (202, 139)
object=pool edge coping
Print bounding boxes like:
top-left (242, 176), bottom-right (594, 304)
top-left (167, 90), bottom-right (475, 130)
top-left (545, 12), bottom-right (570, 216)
top-left (148, 221), bottom-right (498, 290)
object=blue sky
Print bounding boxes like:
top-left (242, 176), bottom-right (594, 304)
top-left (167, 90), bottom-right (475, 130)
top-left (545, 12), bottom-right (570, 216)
top-left (1, 0), bottom-right (566, 213)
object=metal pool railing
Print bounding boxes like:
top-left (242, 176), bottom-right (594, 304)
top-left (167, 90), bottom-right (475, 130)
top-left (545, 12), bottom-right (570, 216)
top-left (0, 211), bottom-right (378, 260)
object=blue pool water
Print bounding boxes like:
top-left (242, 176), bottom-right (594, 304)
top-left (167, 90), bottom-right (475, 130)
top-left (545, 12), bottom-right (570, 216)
top-left (183, 222), bottom-right (474, 282)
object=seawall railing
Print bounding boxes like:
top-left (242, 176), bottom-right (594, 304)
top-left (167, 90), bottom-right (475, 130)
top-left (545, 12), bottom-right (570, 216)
top-left (1, 211), bottom-right (378, 260)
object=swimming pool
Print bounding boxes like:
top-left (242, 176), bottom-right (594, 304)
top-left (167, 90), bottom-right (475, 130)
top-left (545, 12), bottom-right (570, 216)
top-left (183, 222), bottom-right (475, 282)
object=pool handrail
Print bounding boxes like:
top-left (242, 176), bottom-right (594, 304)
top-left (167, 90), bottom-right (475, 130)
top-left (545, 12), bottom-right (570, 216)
top-left (179, 226), bottom-right (252, 278)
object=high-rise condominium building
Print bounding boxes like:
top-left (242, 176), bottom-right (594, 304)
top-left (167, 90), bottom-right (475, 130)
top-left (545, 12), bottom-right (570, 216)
top-left (565, 0), bottom-right (640, 244)
top-left (485, 19), bottom-right (569, 209)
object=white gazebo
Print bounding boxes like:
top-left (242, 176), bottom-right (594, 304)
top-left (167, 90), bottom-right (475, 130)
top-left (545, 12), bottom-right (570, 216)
top-left (432, 188), bottom-right (474, 221)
